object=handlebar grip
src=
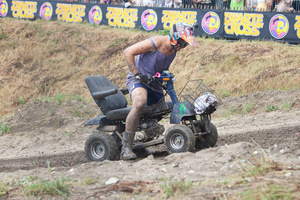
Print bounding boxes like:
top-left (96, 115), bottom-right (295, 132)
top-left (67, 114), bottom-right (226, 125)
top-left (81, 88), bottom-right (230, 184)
top-left (92, 89), bottom-right (118, 99)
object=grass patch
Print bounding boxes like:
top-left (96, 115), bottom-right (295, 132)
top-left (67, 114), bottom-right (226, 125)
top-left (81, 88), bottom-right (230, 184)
top-left (22, 177), bottom-right (69, 199)
top-left (280, 102), bottom-right (291, 110)
top-left (242, 103), bottom-right (255, 114)
top-left (265, 104), bottom-right (277, 112)
top-left (0, 121), bottom-right (11, 135)
top-left (56, 93), bottom-right (65, 105)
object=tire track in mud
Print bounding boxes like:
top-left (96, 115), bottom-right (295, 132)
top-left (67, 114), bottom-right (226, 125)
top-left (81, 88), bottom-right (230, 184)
top-left (217, 125), bottom-right (300, 149)
top-left (1, 125), bottom-right (299, 173)
top-left (0, 151), bottom-right (87, 173)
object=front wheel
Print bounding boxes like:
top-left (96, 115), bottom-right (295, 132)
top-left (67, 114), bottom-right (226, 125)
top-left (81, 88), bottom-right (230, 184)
top-left (195, 123), bottom-right (218, 150)
top-left (85, 132), bottom-right (119, 162)
top-left (164, 125), bottom-right (195, 154)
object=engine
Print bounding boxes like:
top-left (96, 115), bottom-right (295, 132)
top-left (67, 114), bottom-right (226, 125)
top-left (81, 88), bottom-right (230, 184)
top-left (134, 120), bottom-right (165, 142)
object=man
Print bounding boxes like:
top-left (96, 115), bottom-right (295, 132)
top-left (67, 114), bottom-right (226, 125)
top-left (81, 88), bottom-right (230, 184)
top-left (276, 0), bottom-right (294, 12)
top-left (230, 0), bottom-right (244, 10)
top-left (121, 22), bottom-right (197, 160)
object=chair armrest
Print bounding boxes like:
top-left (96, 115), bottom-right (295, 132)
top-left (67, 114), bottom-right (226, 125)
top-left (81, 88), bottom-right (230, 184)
top-left (92, 89), bottom-right (118, 99)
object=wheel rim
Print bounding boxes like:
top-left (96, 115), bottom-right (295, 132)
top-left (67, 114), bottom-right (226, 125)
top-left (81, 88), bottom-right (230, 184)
top-left (91, 141), bottom-right (105, 159)
top-left (170, 133), bottom-right (185, 150)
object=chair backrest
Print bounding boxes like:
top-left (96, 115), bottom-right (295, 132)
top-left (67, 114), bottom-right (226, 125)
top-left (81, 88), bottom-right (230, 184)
top-left (85, 75), bottom-right (127, 115)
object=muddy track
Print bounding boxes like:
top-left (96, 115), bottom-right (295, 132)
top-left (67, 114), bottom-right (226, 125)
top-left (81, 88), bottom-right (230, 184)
top-left (1, 124), bottom-right (298, 173)
top-left (217, 125), bottom-right (300, 148)
top-left (0, 151), bottom-right (87, 173)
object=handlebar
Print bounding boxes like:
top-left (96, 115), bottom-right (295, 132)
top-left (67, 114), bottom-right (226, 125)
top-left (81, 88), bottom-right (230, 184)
top-left (150, 71), bottom-right (175, 89)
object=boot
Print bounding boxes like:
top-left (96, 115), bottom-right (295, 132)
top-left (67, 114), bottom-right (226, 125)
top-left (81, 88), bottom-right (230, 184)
top-left (120, 131), bottom-right (137, 160)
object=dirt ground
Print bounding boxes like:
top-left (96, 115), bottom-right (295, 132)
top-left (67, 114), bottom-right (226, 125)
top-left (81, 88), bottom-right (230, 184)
top-left (0, 88), bottom-right (299, 199)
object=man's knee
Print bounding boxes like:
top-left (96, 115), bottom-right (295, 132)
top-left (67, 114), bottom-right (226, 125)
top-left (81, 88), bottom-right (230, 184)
top-left (132, 98), bottom-right (147, 111)
top-left (131, 87), bottom-right (147, 110)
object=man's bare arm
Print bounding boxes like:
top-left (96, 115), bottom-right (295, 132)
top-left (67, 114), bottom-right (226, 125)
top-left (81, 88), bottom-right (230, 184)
top-left (124, 39), bottom-right (155, 75)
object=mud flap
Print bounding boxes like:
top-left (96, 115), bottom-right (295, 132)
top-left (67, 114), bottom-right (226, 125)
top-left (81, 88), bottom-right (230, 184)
top-left (201, 115), bottom-right (211, 134)
top-left (170, 101), bottom-right (196, 124)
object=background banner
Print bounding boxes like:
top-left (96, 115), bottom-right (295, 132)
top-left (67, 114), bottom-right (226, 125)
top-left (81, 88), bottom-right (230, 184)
top-left (1, 0), bottom-right (299, 43)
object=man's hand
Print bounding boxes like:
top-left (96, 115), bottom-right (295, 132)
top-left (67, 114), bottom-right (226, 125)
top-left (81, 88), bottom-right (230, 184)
top-left (134, 73), bottom-right (152, 84)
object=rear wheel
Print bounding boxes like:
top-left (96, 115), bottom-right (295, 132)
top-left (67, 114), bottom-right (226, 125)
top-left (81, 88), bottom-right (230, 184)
top-left (164, 125), bottom-right (195, 154)
top-left (195, 123), bottom-right (218, 149)
top-left (85, 132), bottom-right (119, 162)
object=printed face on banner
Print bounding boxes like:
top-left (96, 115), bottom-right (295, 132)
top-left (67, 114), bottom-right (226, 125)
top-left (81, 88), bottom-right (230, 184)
top-left (141, 9), bottom-right (158, 31)
top-left (89, 6), bottom-right (102, 25)
top-left (40, 2), bottom-right (53, 20)
top-left (0, 0), bottom-right (8, 17)
top-left (269, 14), bottom-right (289, 39)
top-left (202, 11), bottom-right (220, 35)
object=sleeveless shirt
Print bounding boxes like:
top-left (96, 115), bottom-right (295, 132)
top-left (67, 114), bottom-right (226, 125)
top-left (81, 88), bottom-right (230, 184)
top-left (126, 38), bottom-right (176, 94)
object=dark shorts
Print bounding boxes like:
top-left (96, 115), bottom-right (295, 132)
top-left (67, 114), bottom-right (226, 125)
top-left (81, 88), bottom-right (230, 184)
top-left (130, 83), bottom-right (164, 106)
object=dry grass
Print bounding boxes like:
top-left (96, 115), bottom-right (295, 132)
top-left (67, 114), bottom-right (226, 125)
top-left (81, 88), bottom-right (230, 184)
top-left (1, 18), bottom-right (299, 118)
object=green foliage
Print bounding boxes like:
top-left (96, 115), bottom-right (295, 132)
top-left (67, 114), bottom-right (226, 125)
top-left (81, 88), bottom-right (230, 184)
top-left (22, 177), bottom-right (69, 199)
top-left (221, 90), bottom-right (231, 98)
top-left (42, 96), bottom-right (53, 103)
top-left (0, 121), bottom-right (11, 135)
top-left (265, 104), bottom-right (277, 112)
top-left (19, 96), bottom-right (26, 105)
top-left (280, 102), bottom-right (291, 110)
top-left (242, 103), bottom-right (254, 114)
top-left (56, 93), bottom-right (64, 105)
top-left (157, 29), bottom-right (170, 36)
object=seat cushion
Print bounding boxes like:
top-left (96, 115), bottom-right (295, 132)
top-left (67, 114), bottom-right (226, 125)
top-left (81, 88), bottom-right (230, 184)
top-left (85, 76), bottom-right (127, 115)
top-left (106, 101), bottom-right (173, 120)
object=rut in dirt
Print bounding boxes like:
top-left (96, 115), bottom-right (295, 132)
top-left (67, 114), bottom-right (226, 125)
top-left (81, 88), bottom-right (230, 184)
top-left (0, 125), bottom-right (299, 173)
top-left (0, 151), bottom-right (87, 173)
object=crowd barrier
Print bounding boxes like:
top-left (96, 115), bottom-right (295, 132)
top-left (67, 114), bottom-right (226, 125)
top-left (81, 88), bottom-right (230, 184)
top-left (1, 0), bottom-right (299, 43)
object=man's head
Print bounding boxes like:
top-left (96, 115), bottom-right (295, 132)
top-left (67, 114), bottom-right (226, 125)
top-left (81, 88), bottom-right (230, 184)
top-left (169, 22), bottom-right (197, 50)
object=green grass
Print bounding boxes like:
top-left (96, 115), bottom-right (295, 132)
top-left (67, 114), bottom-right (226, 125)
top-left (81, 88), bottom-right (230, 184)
top-left (22, 177), bottom-right (69, 199)
top-left (280, 102), bottom-right (291, 110)
top-left (56, 93), bottom-right (65, 105)
top-left (265, 104), bottom-right (277, 112)
top-left (0, 121), bottom-right (11, 135)
top-left (242, 103), bottom-right (255, 114)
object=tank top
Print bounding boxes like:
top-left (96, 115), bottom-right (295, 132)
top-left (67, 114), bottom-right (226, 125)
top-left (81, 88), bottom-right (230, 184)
top-left (126, 38), bottom-right (176, 94)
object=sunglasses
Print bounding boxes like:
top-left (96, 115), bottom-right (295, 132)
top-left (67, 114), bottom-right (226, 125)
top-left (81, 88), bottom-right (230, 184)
top-left (177, 39), bottom-right (188, 48)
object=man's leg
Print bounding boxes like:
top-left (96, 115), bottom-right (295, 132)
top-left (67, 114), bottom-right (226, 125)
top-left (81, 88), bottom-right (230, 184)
top-left (121, 87), bottom-right (147, 160)
top-left (126, 87), bottom-right (148, 132)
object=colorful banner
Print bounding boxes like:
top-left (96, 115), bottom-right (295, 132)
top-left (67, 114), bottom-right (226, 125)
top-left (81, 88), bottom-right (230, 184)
top-left (1, 0), bottom-right (299, 43)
